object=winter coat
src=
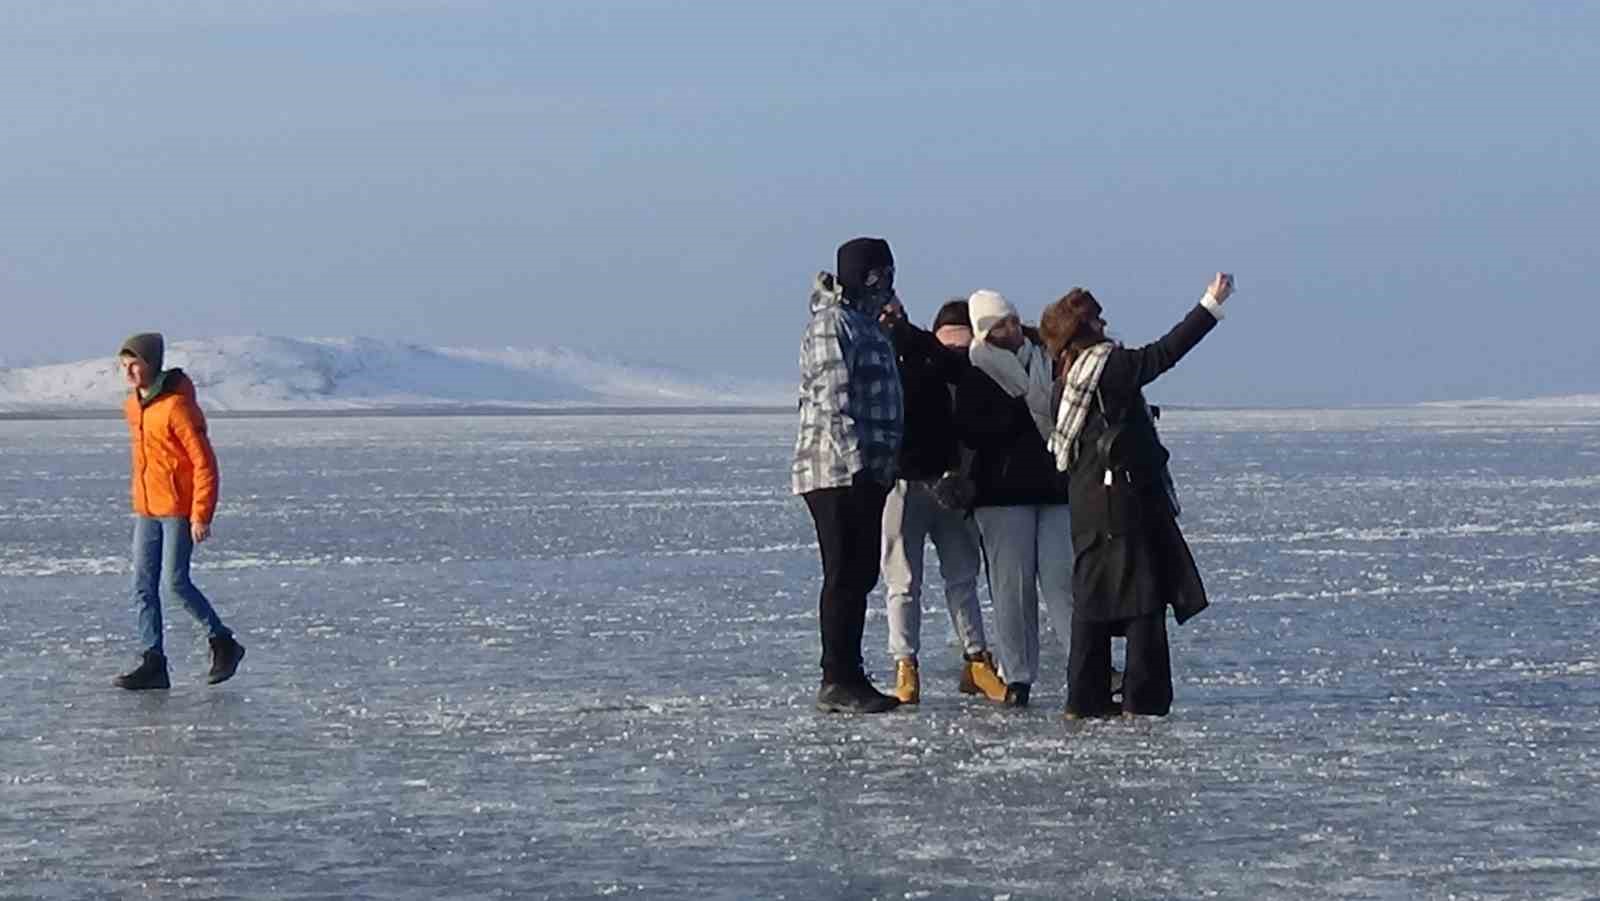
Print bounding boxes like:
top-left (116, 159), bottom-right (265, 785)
top-left (886, 319), bottom-right (967, 482)
top-left (791, 272), bottom-right (904, 495)
top-left (1063, 304), bottom-right (1217, 624)
top-left (122, 369), bottom-right (219, 523)
top-left (953, 344), bottom-right (1070, 509)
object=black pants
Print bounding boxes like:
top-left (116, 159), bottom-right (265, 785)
top-left (1068, 611), bottom-right (1173, 716)
top-left (803, 480), bottom-right (891, 685)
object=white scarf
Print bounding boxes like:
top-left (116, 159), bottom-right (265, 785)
top-left (1048, 342), bottom-right (1113, 472)
top-left (969, 337), bottom-right (1056, 443)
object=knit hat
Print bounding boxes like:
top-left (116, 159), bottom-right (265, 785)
top-left (835, 237), bottom-right (895, 299)
top-left (967, 290), bottom-right (1017, 343)
top-left (931, 299), bottom-right (971, 332)
top-left (118, 333), bottom-right (165, 371)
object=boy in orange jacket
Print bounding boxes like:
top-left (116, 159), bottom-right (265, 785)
top-left (114, 333), bottom-right (244, 690)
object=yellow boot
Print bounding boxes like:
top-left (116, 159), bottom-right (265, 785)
top-left (959, 650), bottom-right (1008, 703)
top-left (894, 656), bottom-right (921, 704)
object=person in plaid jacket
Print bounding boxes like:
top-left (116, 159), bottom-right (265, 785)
top-left (792, 237), bottom-right (905, 714)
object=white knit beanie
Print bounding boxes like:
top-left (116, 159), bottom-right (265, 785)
top-left (968, 290), bottom-right (1017, 343)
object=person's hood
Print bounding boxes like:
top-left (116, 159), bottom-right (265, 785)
top-left (809, 271), bottom-right (846, 315)
top-left (809, 271), bottom-right (894, 318)
top-left (138, 368), bottom-right (195, 407)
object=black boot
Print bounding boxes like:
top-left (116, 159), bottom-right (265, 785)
top-left (114, 651), bottom-right (170, 691)
top-left (207, 635), bottom-right (246, 685)
top-left (815, 678), bottom-right (901, 714)
top-left (1002, 682), bottom-right (1031, 708)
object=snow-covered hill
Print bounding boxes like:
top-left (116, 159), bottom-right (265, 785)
top-left (0, 337), bottom-right (790, 413)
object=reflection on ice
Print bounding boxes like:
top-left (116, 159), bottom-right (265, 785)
top-left (1, 409), bottom-right (1597, 898)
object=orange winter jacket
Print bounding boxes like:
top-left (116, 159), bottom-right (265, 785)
top-left (123, 369), bottom-right (219, 523)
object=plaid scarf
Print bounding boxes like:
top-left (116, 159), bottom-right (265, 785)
top-left (1048, 342), bottom-right (1113, 473)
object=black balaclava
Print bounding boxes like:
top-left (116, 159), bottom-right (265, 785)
top-left (835, 237), bottom-right (895, 312)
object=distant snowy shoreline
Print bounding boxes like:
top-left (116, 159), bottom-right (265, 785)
top-left (2, 335), bottom-right (1592, 416)
top-left (1422, 394), bottom-right (1600, 409)
top-left (0, 336), bottom-right (790, 414)
top-left (0, 404), bottom-right (791, 422)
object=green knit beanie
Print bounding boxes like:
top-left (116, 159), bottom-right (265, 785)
top-left (118, 333), bottom-right (165, 372)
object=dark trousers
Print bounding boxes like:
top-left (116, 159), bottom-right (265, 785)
top-left (1068, 611), bottom-right (1173, 716)
top-left (803, 481), bottom-right (891, 685)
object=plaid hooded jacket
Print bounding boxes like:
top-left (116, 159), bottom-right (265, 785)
top-left (791, 272), bottom-right (904, 495)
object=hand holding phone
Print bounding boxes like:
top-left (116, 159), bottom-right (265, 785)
top-left (1208, 272), bottom-right (1235, 304)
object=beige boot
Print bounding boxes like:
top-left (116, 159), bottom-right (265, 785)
top-left (893, 656), bottom-right (921, 704)
top-left (959, 650), bottom-right (1008, 702)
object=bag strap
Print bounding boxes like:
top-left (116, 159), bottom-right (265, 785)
top-left (1096, 386), bottom-right (1127, 427)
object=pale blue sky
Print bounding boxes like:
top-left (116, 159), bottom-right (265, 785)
top-left (3, 1), bottom-right (1595, 404)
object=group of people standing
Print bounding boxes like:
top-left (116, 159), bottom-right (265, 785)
top-left (104, 239), bottom-right (1230, 711)
top-left (792, 237), bottom-right (1233, 718)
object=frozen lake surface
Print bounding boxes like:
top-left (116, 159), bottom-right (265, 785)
top-left (2, 408), bottom-right (1597, 900)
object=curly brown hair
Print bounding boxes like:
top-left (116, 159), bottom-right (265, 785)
top-left (1039, 288), bottom-right (1105, 370)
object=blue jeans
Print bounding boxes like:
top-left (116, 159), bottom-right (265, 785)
top-left (131, 517), bottom-right (231, 654)
top-left (973, 504), bottom-right (1074, 686)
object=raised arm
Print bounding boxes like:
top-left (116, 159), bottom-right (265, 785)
top-left (1112, 273), bottom-right (1234, 389)
top-left (888, 317), bottom-right (968, 384)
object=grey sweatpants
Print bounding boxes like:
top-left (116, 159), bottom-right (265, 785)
top-left (881, 480), bottom-right (988, 660)
top-left (973, 504), bottom-right (1073, 686)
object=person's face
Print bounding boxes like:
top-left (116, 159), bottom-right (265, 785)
top-left (934, 324), bottom-right (973, 350)
top-left (865, 263), bottom-right (894, 294)
top-left (119, 355), bottom-right (151, 389)
top-left (986, 316), bottom-right (1025, 352)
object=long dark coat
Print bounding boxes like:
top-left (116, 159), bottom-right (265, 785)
top-left (1062, 304), bottom-right (1217, 624)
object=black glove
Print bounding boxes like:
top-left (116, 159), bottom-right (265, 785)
top-left (930, 472), bottom-right (976, 511)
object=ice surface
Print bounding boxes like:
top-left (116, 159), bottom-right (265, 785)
top-left (1, 407), bottom-right (1597, 899)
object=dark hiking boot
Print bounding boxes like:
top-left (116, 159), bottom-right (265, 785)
top-left (207, 635), bottom-right (246, 685)
top-left (1064, 706), bottom-right (1121, 721)
top-left (1002, 682), bottom-right (1031, 708)
top-left (815, 680), bottom-right (901, 714)
top-left (114, 651), bottom-right (170, 691)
